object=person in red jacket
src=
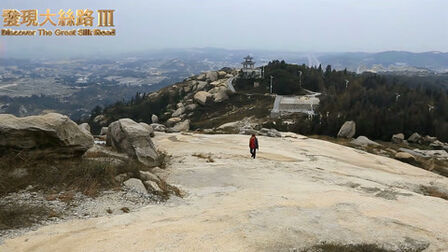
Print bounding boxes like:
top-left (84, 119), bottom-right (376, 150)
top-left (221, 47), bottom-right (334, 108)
top-left (249, 134), bottom-right (259, 159)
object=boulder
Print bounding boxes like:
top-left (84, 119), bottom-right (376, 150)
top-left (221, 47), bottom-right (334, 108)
top-left (79, 123), bottom-right (91, 133)
top-left (176, 103), bottom-right (184, 109)
top-left (239, 126), bottom-right (257, 136)
top-left (0, 113), bottom-right (94, 158)
top-left (423, 135), bottom-right (437, 145)
top-left (171, 120), bottom-right (190, 132)
top-left (172, 107), bottom-right (186, 117)
top-left (143, 180), bottom-right (163, 194)
top-left (430, 140), bottom-right (445, 150)
top-left (106, 118), bottom-right (159, 166)
top-left (259, 128), bottom-right (281, 137)
top-left (123, 178), bottom-right (147, 194)
top-left (392, 133), bottom-right (405, 144)
top-left (139, 122), bottom-right (155, 137)
top-left (93, 115), bottom-right (107, 125)
top-left (166, 117), bottom-right (182, 127)
top-left (194, 91), bottom-right (212, 106)
top-left (151, 123), bottom-right (167, 132)
top-left (337, 121), bottom-right (356, 139)
top-left (196, 73), bottom-right (206, 81)
top-left (206, 71), bottom-right (218, 82)
top-left (139, 171), bottom-right (160, 182)
top-left (408, 132), bottom-right (422, 143)
top-left (196, 81), bottom-right (208, 91)
top-left (213, 89), bottom-right (229, 103)
top-left (185, 104), bottom-right (198, 111)
top-left (151, 114), bottom-right (159, 124)
top-left (350, 136), bottom-right (380, 146)
top-left (395, 152), bottom-right (417, 164)
top-left (100, 127), bottom-right (108, 135)
top-left (114, 173), bottom-right (129, 183)
top-left (218, 71), bottom-right (227, 78)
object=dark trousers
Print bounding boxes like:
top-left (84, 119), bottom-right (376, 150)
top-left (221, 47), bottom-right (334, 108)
top-left (250, 148), bottom-right (257, 159)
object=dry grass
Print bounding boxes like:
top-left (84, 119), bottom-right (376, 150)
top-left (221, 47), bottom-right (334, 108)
top-left (420, 185), bottom-right (448, 200)
top-left (0, 153), bottom-right (143, 197)
top-left (303, 243), bottom-right (394, 252)
top-left (0, 202), bottom-right (54, 230)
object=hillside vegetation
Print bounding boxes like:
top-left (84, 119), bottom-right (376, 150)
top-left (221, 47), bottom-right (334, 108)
top-left (90, 61), bottom-right (448, 142)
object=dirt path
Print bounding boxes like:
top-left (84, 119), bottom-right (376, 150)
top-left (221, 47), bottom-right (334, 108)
top-left (2, 133), bottom-right (448, 251)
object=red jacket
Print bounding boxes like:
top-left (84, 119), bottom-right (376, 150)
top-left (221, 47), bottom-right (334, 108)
top-left (249, 136), bottom-right (259, 149)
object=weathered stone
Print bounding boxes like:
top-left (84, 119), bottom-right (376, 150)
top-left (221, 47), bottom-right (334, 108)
top-left (259, 128), bottom-right (281, 137)
top-left (93, 114), bottom-right (107, 125)
top-left (139, 122), bottom-right (155, 137)
top-left (351, 136), bottom-right (380, 146)
top-left (196, 81), bottom-right (208, 91)
top-left (206, 71), bottom-right (218, 82)
top-left (166, 117), bottom-right (182, 127)
top-left (100, 127), bottom-right (108, 136)
top-left (0, 113), bottom-right (94, 158)
top-left (213, 89), bottom-right (229, 103)
top-left (430, 140), bottom-right (445, 150)
top-left (194, 91), bottom-right (212, 106)
top-left (114, 173), bottom-right (129, 183)
top-left (79, 123), bottom-right (91, 133)
top-left (239, 126), bottom-right (257, 136)
top-left (151, 114), bottom-right (159, 124)
top-left (218, 71), bottom-right (227, 78)
top-left (337, 121), bottom-right (356, 139)
top-left (123, 178), bottom-right (147, 194)
top-left (139, 171), bottom-right (160, 182)
top-left (196, 73), bottom-right (206, 81)
top-left (107, 118), bottom-right (159, 166)
top-left (176, 103), bottom-right (184, 109)
top-left (143, 180), bottom-right (163, 193)
top-left (185, 104), bottom-right (198, 111)
top-left (172, 107), bottom-right (186, 117)
top-left (151, 123), bottom-right (167, 132)
top-left (423, 135), bottom-right (437, 145)
top-left (395, 152), bottom-right (417, 163)
top-left (408, 132), bottom-right (422, 143)
top-left (392, 133), bottom-right (405, 144)
top-left (171, 120), bottom-right (190, 132)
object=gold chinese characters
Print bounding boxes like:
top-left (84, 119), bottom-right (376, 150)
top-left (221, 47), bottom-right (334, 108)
top-left (2, 9), bottom-right (114, 27)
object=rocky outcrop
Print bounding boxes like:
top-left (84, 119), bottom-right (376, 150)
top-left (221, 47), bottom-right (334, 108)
top-left (143, 180), bottom-right (163, 194)
top-left (0, 113), bottom-right (94, 158)
top-left (194, 91), bottom-right (212, 106)
top-left (151, 114), bottom-right (159, 124)
top-left (139, 122), bottom-right (155, 137)
top-left (395, 152), bottom-right (416, 164)
top-left (79, 123), bottom-right (91, 134)
top-left (93, 115), bottom-right (108, 126)
top-left (172, 107), bottom-right (186, 117)
top-left (392, 133), bottom-right (405, 144)
top-left (258, 128), bottom-right (281, 137)
top-left (100, 127), bottom-right (108, 136)
top-left (166, 117), bottom-right (182, 127)
top-left (171, 120), bottom-right (190, 132)
top-left (123, 178), bottom-right (147, 194)
top-left (151, 123), bottom-right (167, 132)
top-left (212, 88), bottom-right (229, 103)
top-left (106, 118), bottom-right (159, 166)
top-left (351, 136), bottom-right (380, 146)
top-left (408, 132), bottom-right (422, 143)
top-left (337, 121), bottom-right (356, 139)
top-left (205, 71), bottom-right (218, 82)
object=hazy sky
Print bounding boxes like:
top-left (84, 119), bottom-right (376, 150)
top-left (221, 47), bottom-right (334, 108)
top-left (1, 0), bottom-right (447, 58)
